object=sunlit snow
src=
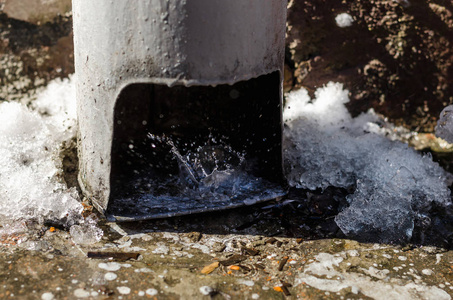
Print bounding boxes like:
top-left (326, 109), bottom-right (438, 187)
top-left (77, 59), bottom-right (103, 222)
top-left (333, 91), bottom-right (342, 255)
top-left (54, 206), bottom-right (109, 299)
top-left (335, 13), bottom-right (354, 28)
top-left (0, 77), bottom-right (82, 229)
top-left (284, 82), bottom-right (451, 242)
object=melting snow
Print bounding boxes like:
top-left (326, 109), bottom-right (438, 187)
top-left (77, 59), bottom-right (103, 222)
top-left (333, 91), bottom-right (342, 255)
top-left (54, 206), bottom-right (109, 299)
top-left (70, 221), bottom-right (103, 245)
top-left (436, 105), bottom-right (453, 143)
top-left (1, 76), bottom-right (452, 245)
top-left (335, 13), bottom-right (354, 28)
top-left (284, 82), bottom-right (451, 243)
top-left (0, 76), bottom-right (82, 228)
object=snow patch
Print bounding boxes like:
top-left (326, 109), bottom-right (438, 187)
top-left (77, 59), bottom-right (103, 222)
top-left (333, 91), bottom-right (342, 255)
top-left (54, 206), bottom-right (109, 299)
top-left (0, 76), bottom-right (82, 228)
top-left (335, 13), bottom-right (354, 28)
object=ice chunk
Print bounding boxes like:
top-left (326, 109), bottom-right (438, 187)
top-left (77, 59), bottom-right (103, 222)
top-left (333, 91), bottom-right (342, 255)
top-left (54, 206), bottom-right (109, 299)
top-left (435, 105), bottom-right (453, 143)
top-left (70, 223), bottom-right (103, 245)
top-left (335, 177), bottom-right (415, 243)
top-left (0, 77), bottom-right (82, 227)
top-left (284, 83), bottom-right (451, 243)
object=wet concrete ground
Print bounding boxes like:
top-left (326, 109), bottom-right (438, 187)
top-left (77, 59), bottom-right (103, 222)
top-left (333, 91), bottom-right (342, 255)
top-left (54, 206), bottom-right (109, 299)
top-left (1, 205), bottom-right (453, 300)
top-left (1, 2), bottom-right (453, 299)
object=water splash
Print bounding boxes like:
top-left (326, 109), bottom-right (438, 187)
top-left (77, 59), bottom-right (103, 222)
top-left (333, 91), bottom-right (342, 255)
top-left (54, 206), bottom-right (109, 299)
top-left (107, 134), bottom-right (285, 221)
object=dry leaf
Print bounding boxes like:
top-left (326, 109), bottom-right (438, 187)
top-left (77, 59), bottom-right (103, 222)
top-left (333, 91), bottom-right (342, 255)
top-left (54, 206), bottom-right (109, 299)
top-left (201, 261), bottom-right (220, 274)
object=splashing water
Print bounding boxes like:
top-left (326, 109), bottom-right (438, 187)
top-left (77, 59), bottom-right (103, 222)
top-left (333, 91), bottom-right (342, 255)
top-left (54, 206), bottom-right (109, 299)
top-left (107, 134), bottom-right (285, 221)
top-left (149, 133), bottom-right (245, 188)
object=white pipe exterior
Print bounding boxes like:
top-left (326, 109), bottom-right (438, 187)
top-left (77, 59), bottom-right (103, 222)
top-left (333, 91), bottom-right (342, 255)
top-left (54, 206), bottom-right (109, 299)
top-left (73, 0), bottom-right (287, 213)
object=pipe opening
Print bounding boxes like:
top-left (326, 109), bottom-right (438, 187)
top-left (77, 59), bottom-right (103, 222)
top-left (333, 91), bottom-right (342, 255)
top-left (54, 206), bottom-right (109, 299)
top-left (108, 71), bottom-right (286, 221)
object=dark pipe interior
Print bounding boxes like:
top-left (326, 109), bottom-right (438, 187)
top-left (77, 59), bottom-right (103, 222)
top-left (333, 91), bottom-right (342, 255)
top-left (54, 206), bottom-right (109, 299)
top-left (108, 71), bottom-right (286, 220)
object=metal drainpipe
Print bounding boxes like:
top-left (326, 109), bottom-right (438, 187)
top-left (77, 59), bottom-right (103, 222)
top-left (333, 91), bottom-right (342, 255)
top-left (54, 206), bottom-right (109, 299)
top-left (73, 0), bottom-right (288, 221)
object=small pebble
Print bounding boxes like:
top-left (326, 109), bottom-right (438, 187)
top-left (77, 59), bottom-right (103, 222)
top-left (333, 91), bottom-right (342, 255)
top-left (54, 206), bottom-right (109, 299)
top-left (422, 269), bottom-right (433, 276)
top-left (252, 293), bottom-right (260, 299)
top-left (199, 286), bottom-right (214, 296)
top-left (211, 242), bottom-right (226, 252)
top-left (398, 256), bottom-right (407, 261)
top-left (188, 232), bottom-right (202, 242)
top-left (351, 286), bottom-right (360, 294)
top-left (138, 291), bottom-right (145, 296)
